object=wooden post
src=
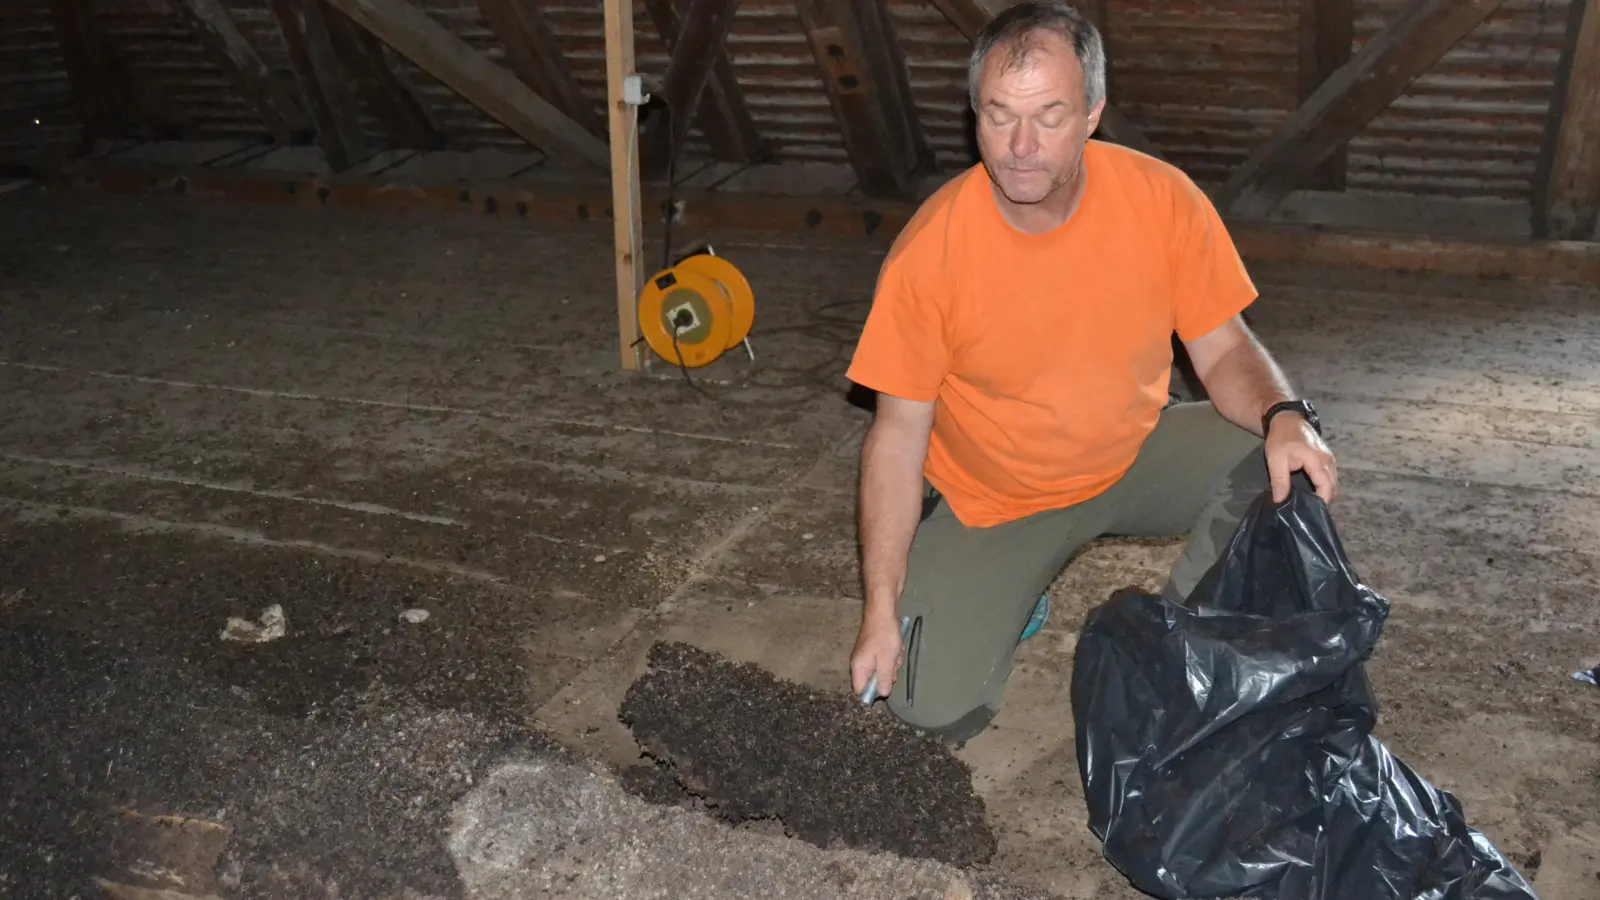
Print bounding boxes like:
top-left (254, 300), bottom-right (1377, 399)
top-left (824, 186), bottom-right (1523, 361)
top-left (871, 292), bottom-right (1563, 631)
top-left (1297, 0), bottom-right (1353, 191)
top-left (1533, 0), bottom-right (1600, 241)
top-left (605, 0), bottom-right (645, 371)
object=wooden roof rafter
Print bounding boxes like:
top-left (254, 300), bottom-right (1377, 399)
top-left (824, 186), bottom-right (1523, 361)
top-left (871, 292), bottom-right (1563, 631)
top-left (1296, 0), bottom-right (1354, 192)
top-left (322, 0), bottom-right (609, 170)
top-left (794, 0), bottom-right (933, 199)
top-left (156, 0), bottom-right (312, 143)
top-left (642, 0), bottom-right (768, 174)
top-left (475, 0), bottom-right (604, 138)
top-left (1214, 0), bottom-right (1510, 218)
top-left (1533, 0), bottom-right (1599, 241)
top-left (273, 0), bottom-right (373, 169)
top-left (322, 5), bottom-right (441, 150)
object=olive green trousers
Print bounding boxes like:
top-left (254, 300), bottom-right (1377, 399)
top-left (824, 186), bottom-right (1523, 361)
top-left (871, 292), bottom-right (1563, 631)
top-left (884, 402), bottom-right (1267, 744)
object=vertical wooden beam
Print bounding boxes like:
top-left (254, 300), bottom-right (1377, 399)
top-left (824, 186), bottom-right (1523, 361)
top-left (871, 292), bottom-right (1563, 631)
top-left (642, 0), bottom-right (766, 166)
top-left (1215, 0), bottom-right (1507, 218)
top-left (273, 0), bottom-right (371, 168)
top-left (324, 0), bottom-right (609, 169)
top-left (605, 0), bottom-right (645, 371)
top-left (793, 0), bottom-right (930, 198)
top-left (1533, 0), bottom-right (1600, 241)
top-left (169, 0), bottom-right (310, 142)
top-left (1297, 0), bottom-right (1354, 191)
top-left (475, 0), bottom-right (604, 136)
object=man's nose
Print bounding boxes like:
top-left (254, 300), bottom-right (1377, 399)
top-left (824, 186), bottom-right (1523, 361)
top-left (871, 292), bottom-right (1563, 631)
top-left (1010, 122), bottom-right (1038, 158)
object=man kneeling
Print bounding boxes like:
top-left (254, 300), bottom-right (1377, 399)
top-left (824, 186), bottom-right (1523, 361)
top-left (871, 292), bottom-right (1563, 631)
top-left (844, 1), bottom-right (1338, 745)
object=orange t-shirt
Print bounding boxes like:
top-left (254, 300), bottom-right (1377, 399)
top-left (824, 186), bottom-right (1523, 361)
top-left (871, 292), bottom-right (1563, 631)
top-left (846, 140), bottom-right (1258, 528)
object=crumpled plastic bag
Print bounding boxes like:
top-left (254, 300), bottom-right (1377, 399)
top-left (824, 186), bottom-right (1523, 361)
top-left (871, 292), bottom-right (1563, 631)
top-left (1071, 484), bottom-right (1539, 900)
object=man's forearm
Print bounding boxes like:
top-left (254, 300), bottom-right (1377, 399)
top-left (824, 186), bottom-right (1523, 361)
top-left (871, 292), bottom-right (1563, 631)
top-left (1195, 331), bottom-right (1297, 436)
top-left (857, 421), bottom-right (928, 621)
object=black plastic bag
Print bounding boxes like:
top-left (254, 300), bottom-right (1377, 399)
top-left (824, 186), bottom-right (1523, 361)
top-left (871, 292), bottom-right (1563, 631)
top-left (1071, 484), bottom-right (1539, 900)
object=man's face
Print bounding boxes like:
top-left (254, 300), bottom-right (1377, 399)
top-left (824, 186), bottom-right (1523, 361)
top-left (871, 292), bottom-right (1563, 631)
top-left (974, 33), bottom-right (1103, 206)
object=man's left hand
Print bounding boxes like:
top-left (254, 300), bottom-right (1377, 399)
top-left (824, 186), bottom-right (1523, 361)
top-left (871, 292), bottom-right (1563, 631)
top-left (1265, 414), bottom-right (1337, 504)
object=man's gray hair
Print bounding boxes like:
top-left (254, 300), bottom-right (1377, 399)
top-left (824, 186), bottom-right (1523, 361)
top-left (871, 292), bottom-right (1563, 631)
top-left (968, 1), bottom-right (1107, 113)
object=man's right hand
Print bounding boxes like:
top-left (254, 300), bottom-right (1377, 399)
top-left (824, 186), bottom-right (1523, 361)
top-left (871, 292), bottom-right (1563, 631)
top-left (853, 393), bottom-right (934, 700)
top-left (850, 607), bottom-right (905, 697)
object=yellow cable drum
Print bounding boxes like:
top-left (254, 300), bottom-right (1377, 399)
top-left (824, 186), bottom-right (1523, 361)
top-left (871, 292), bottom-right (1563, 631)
top-left (637, 252), bottom-right (754, 368)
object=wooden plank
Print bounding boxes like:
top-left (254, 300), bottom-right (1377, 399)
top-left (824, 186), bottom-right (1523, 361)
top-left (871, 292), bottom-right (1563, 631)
top-left (272, 0), bottom-right (371, 169)
top-left (1297, 0), bottom-right (1353, 191)
top-left (475, 0), bottom-right (603, 136)
top-left (169, 0), bottom-right (310, 142)
top-left (45, 157), bottom-right (1600, 284)
top-left (1533, 0), bottom-right (1600, 241)
top-left (792, 0), bottom-right (930, 198)
top-left (323, 0), bottom-right (609, 170)
top-left (642, 0), bottom-right (766, 167)
top-left (322, 4), bottom-right (441, 149)
top-left (603, 0), bottom-right (645, 370)
top-left (1215, 0), bottom-right (1507, 218)
top-left (925, 0), bottom-right (1164, 161)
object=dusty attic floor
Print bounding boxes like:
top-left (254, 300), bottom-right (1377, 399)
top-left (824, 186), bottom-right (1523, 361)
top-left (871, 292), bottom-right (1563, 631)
top-left (0, 187), bottom-right (1598, 899)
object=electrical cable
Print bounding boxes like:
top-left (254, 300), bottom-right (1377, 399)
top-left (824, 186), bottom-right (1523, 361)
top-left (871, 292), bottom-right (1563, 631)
top-left (642, 94), bottom-right (880, 403)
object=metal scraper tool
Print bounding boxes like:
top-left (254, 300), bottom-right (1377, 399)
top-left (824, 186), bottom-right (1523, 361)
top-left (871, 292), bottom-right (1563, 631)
top-left (858, 615), bottom-right (912, 706)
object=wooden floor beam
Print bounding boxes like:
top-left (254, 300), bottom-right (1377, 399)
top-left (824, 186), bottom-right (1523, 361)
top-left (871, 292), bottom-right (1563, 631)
top-left (40, 157), bottom-right (1600, 285)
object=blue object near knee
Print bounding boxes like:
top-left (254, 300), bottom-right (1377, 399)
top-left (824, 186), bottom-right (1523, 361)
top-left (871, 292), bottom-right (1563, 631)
top-left (1021, 592), bottom-right (1049, 640)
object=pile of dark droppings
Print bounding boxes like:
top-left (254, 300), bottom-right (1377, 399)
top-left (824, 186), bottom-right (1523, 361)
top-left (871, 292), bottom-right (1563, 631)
top-left (0, 619), bottom-right (568, 900)
top-left (618, 640), bottom-right (999, 867)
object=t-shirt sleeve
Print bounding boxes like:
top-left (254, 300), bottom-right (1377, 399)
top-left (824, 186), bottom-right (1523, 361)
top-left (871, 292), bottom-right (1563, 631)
top-left (1167, 175), bottom-right (1259, 342)
top-left (845, 252), bottom-right (950, 403)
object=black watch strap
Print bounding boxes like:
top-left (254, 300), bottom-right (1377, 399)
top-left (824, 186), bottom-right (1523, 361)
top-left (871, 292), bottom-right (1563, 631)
top-left (1262, 399), bottom-right (1320, 436)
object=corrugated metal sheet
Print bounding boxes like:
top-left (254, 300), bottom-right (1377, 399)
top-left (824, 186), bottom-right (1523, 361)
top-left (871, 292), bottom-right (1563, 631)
top-left (0, 0), bottom-right (1582, 205)
top-left (1348, 0), bottom-right (1572, 199)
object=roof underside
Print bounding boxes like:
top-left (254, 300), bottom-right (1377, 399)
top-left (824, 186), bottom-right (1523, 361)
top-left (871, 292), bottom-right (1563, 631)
top-left (0, 0), bottom-right (1582, 205)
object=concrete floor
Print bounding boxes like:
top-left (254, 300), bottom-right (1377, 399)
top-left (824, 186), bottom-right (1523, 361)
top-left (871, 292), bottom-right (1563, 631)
top-left (1, 187), bottom-right (1597, 899)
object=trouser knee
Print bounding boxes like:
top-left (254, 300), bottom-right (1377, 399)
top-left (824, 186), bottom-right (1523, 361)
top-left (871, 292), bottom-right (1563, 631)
top-left (885, 696), bottom-right (998, 746)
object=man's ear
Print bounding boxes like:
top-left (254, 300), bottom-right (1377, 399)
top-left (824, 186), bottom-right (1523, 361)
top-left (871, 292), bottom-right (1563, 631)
top-left (1085, 98), bottom-right (1106, 138)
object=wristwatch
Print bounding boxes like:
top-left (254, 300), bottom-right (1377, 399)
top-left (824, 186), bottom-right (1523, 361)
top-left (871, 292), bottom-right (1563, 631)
top-left (1262, 399), bottom-right (1320, 436)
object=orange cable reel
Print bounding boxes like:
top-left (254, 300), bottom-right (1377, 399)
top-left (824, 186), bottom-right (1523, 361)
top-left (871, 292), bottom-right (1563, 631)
top-left (637, 249), bottom-right (755, 369)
